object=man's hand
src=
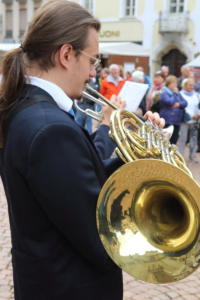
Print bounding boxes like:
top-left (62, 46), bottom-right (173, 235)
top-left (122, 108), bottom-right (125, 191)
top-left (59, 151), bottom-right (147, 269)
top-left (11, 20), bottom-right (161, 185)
top-left (193, 114), bottom-right (200, 120)
top-left (143, 111), bottom-right (165, 128)
top-left (101, 95), bottom-right (126, 126)
top-left (101, 98), bottom-right (165, 130)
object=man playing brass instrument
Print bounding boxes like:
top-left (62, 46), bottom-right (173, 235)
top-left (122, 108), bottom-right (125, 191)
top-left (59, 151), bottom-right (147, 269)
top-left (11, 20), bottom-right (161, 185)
top-left (0, 1), bottom-right (164, 299)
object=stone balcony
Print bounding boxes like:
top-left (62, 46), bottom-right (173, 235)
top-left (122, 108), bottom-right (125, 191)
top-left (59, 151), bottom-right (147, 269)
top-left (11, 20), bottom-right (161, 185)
top-left (159, 11), bottom-right (189, 33)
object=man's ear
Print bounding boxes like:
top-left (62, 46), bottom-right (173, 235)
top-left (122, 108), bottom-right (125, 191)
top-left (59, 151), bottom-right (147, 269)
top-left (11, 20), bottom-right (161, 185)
top-left (57, 44), bottom-right (73, 69)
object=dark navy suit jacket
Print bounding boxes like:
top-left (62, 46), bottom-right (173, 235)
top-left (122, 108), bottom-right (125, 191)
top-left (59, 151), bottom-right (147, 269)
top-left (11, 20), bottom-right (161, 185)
top-left (1, 85), bottom-right (123, 300)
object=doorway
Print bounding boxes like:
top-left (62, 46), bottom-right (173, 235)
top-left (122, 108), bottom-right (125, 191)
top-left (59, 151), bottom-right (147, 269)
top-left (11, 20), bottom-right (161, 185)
top-left (161, 49), bottom-right (187, 77)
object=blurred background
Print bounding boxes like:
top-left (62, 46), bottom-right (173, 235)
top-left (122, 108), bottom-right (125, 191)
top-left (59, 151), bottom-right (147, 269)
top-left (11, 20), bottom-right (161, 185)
top-left (0, 0), bottom-right (200, 79)
top-left (1, 2), bottom-right (200, 300)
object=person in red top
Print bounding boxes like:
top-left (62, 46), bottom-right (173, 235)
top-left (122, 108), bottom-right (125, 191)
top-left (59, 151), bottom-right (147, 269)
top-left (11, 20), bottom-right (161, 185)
top-left (100, 64), bottom-right (125, 99)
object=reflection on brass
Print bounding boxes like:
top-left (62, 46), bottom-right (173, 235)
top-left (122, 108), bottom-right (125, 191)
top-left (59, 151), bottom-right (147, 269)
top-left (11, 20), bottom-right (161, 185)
top-left (81, 85), bottom-right (200, 284)
top-left (97, 161), bottom-right (200, 284)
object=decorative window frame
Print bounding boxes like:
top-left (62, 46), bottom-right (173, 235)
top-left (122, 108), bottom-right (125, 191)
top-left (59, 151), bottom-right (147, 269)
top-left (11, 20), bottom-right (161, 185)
top-left (119, 0), bottom-right (137, 20)
top-left (167, 0), bottom-right (187, 14)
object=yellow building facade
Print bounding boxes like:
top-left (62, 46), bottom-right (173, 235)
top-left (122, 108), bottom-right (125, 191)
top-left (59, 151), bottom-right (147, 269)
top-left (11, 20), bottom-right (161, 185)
top-left (0, 0), bottom-right (199, 76)
top-left (73, 0), bottom-right (200, 76)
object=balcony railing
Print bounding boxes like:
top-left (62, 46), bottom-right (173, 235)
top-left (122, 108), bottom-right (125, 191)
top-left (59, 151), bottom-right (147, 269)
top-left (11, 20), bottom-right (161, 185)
top-left (159, 11), bottom-right (189, 33)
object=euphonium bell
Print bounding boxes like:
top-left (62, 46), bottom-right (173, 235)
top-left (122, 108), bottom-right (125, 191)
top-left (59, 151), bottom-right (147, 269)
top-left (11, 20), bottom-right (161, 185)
top-left (79, 84), bottom-right (200, 284)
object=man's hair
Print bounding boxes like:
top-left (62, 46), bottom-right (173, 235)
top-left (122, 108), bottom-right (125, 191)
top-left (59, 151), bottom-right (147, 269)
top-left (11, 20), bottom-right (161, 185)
top-left (0, 0), bottom-right (100, 145)
top-left (22, 0), bottom-right (100, 69)
top-left (181, 65), bottom-right (190, 72)
top-left (132, 70), bottom-right (145, 82)
top-left (109, 64), bottom-right (119, 71)
top-left (161, 65), bottom-right (169, 71)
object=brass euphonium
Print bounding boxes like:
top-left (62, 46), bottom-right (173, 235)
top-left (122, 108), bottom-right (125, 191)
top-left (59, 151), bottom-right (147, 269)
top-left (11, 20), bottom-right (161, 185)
top-left (77, 84), bottom-right (200, 284)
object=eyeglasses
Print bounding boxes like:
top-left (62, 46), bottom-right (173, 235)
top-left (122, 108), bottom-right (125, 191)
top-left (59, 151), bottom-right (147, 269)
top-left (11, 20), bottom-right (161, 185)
top-left (79, 50), bottom-right (101, 69)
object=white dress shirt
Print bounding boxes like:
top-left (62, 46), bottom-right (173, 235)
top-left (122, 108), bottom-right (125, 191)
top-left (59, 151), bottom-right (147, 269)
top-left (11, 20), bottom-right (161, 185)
top-left (26, 76), bottom-right (73, 113)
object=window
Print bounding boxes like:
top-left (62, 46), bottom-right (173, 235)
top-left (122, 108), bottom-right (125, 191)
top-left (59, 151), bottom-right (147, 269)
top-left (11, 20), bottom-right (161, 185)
top-left (169, 0), bottom-right (184, 13)
top-left (0, 15), bottom-right (2, 34)
top-left (34, 0), bottom-right (42, 12)
top-left (19, 8), bottom-right (27, 38)
top-left (83, 0), bottom-right (94, 13)
top-left (5, 8), bottom-right (12, 38)
top-left (125, 0), bottom-right (136, 17)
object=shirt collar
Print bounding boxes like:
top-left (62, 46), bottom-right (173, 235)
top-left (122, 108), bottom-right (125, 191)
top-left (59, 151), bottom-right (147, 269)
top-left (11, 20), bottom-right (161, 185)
top-left (182, 89), bottom-right (194, 96)
top-left (26, 76), bottom-right (73, 113)
top-left (164, 86), bottom-right (173, 96)
top-left (107, 74), bottom-right (123, 86)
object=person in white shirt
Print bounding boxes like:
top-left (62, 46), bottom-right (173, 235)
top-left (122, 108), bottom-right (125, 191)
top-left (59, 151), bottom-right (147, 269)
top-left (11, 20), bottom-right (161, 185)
top-left (178, 78), bottom-right (200, 163)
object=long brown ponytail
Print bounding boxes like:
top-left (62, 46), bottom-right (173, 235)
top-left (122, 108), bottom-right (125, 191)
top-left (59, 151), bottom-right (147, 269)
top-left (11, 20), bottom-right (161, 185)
top-left (0, 48), bottom-right (25, 146)
top-left (0, 0), bottom-right (100, 146)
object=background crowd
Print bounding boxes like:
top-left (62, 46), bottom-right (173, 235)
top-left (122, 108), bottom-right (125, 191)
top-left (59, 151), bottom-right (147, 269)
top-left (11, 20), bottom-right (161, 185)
top-left (75, 63), bottom-right (200, 164)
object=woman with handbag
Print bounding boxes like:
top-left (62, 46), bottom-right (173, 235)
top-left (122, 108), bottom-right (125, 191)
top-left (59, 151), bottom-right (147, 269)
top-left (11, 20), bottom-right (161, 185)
top-left (159, 75), bottom-right (187, 144)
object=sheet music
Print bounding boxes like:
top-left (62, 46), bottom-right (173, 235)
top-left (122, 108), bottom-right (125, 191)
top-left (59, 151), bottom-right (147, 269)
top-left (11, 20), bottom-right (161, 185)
top-left (118, 81), bottom-right (149, 112)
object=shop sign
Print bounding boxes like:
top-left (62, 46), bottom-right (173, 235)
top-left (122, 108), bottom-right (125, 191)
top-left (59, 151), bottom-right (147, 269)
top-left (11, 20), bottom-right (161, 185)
top-left (100, 30), bottom-right (120, 38)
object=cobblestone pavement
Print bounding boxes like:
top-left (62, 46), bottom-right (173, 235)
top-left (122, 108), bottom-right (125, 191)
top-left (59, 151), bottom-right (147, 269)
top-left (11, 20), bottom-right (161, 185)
top-left (0, 153), bottom-right (200, 300)
top-left (0, 180), bottom-right (14, 300)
